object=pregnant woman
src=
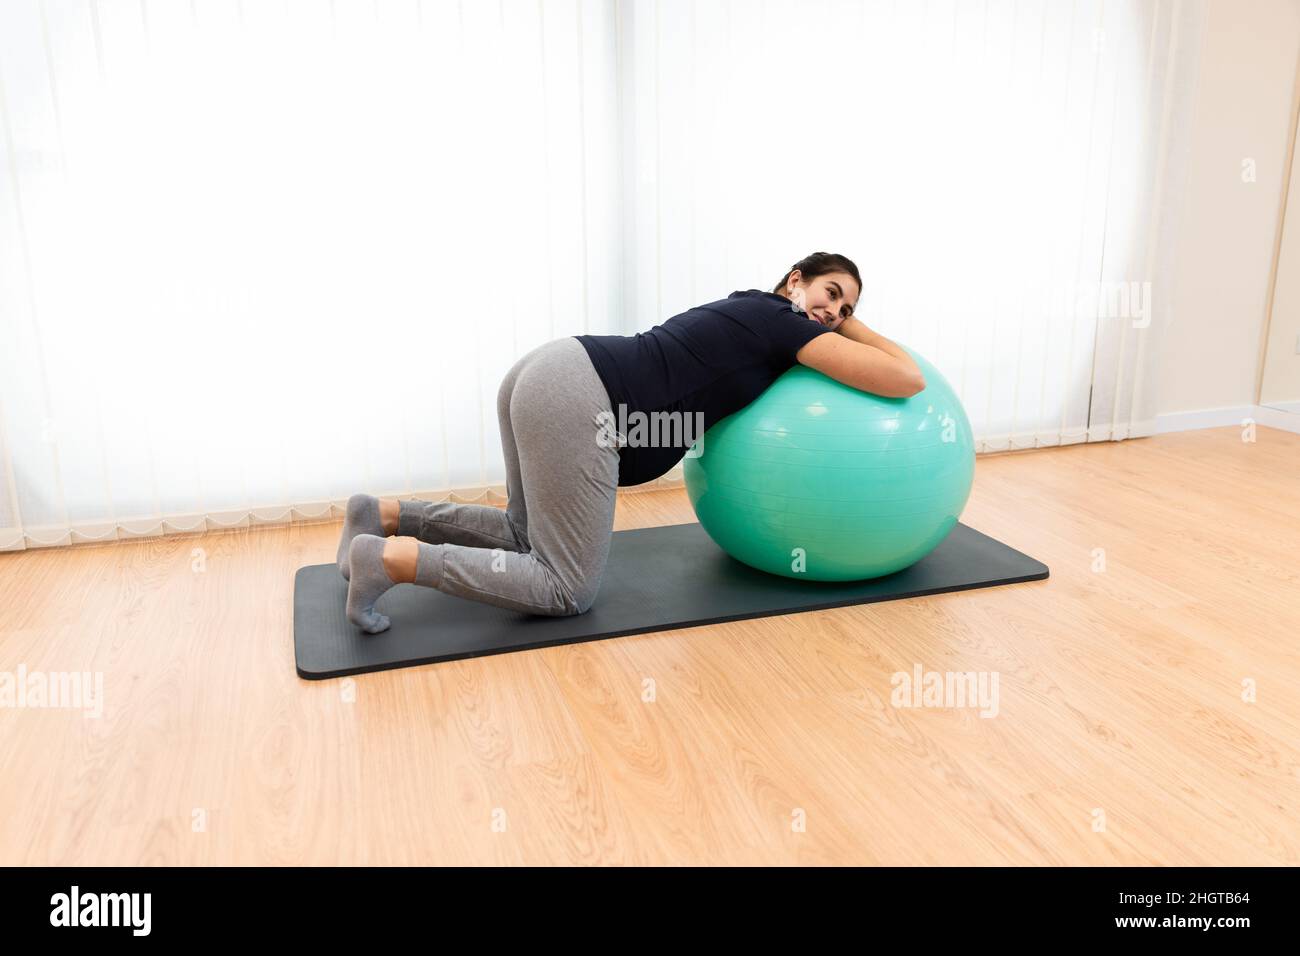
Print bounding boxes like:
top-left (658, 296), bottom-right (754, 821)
top-left (338, 251), bottom-right (925, 633)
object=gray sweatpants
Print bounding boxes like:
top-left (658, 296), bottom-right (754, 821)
top-left (397, 336), bottom-right (621, 616)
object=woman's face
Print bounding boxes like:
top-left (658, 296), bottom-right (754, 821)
top-left (781, 270), bottom-right (859, 331)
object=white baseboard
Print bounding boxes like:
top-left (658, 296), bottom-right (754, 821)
top-left (1154, 404), bottom-right (1300, 435)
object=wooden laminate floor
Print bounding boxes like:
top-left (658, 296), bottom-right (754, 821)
top-left (1, 426), bottom-right (1297, 865)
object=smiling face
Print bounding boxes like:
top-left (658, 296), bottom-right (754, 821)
top-left (779, 269), bottom-right (860, 331)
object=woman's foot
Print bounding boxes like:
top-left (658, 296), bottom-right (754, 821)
top-left (345, 534), bottom-right (419, 634)
top-left (337, 494), bottom-right (399, 580)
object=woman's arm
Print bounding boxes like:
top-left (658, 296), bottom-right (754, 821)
top-left (834, 316), bottom-right (923, 380)
top-left (794, 333), bottom-right (926, 398)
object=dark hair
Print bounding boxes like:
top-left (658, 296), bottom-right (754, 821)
top-left (771, 252), bottom-right (863, 299)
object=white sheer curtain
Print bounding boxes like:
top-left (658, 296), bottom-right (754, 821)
top-left (0, 0), bottom-right (1206, 551)
top-left (619, 0), bottom-right (1207, 447)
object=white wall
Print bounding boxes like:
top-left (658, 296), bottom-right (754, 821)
top-left (1158, 0), bottom-right (1300, 417)
top-left (1259, 88), bottom-right (1300, 406)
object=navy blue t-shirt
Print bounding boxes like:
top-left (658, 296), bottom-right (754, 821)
top-left (573, 289), bottom-right (833, 486)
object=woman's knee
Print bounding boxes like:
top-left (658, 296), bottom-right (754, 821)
top-left (529, 573), bottom-right (597, 617)
top-left (561, 579), bottom-right (600, 616)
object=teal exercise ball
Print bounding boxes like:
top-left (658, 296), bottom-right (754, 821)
top-left (683, 346), bottom-right (974, 581)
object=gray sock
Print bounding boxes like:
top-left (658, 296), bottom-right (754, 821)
top-left (346, 534), bottom-right (396, 634)
top-left (337, 493), bottom-right (386, 581)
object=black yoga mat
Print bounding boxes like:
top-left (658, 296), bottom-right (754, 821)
top-left (293, 520), bottom-right (1048, 679)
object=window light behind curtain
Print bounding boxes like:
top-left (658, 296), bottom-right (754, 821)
top-left (0, 0), bottom-right (1206, 550)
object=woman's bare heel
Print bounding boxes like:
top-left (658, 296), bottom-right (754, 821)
top-left (379, 498), bottom-right (400, 536)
